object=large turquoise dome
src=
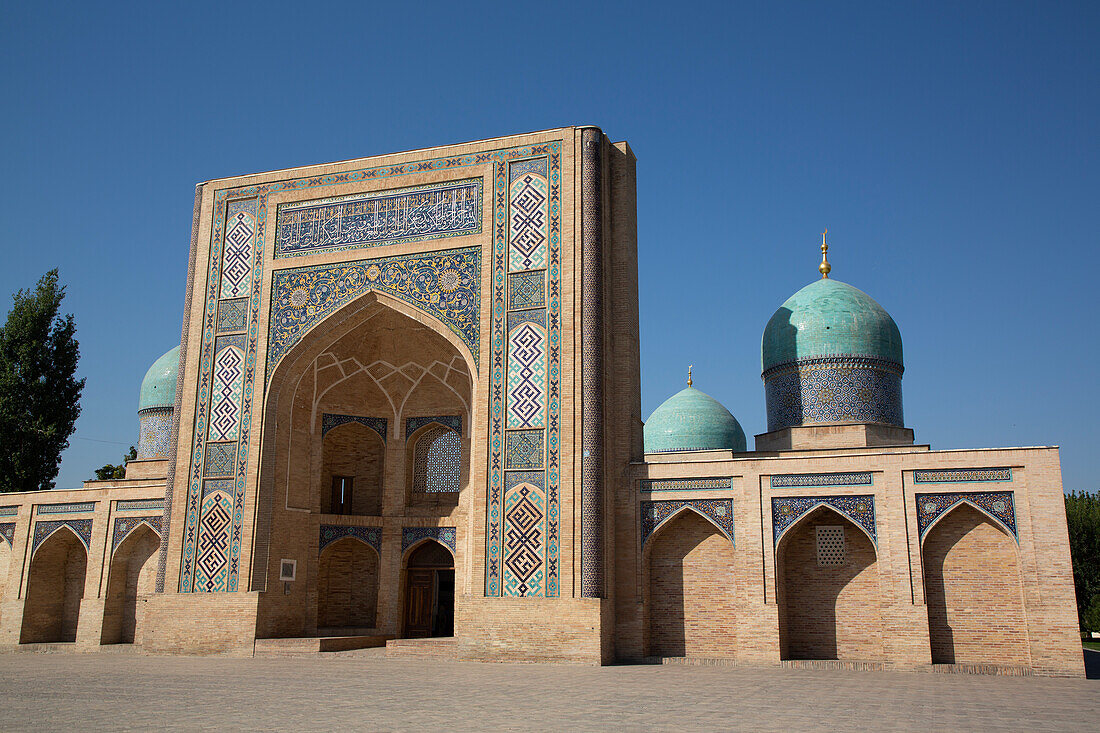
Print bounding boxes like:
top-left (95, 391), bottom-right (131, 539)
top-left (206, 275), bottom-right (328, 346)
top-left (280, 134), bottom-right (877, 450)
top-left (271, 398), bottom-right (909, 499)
top-left (644, 386), bottom-right (747, 453)
top-left (761, 278), bottom-right (902, 373)
top-left (138, 346), bottom-right (180, 412)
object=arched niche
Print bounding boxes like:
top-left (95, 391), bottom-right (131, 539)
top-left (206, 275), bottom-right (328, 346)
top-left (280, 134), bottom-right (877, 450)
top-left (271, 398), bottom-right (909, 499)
top-left (102, 523), bottom-right (159, 644)
top-left (406, 422), bottom-right (465, 508)
top-left (21, 527), bottom-right (88, 643)
top-left (643, 508), bottom-right (737, 659)
top-left (401, 539), bottom-right (455, 639)
top-left (775, 505), bottom-right (883, 661)
top-left (317, 537), bottom-right (380, 631)
top-left (921, 503), bottom-right (1029, 666)
top-left (321, 421), bottom-right (385, 516)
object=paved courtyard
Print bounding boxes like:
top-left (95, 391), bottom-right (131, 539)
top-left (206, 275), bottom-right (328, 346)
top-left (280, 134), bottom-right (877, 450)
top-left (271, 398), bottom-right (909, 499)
top-left (0, 650), bottom-right (1097, 731)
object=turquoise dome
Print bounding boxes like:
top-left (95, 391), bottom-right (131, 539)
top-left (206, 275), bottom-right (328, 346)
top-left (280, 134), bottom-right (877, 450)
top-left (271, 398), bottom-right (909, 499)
top-left (644, 386), bottom-right (747, 453)
top-left (761, 278), bottom-right (902, 373)
top-left (138, 346), bottom-right (180, 412)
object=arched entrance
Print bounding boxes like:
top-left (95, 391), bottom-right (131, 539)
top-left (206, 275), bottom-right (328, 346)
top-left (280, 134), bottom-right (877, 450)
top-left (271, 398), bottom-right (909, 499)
top-left (645, 509), bottom-right (737, 658)
top-left (922, 503), bottom-right (1029, 665)
top-left (317, 538), bottom-right (380, 630)
top-left (402, 540), bottom-right (455, 638)
top-left (321, 422), bottom-right (385, 516)
top-left (20, 528), bottom-right (88, 643)
top-left (776, 506), bottom-right (883, 660)
top-left (102, 524), bottom-right (159, 644)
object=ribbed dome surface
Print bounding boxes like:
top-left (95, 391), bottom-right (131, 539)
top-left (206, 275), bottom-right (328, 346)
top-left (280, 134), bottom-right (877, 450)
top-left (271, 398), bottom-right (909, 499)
top-left (138, 346), bottom-right (180, 412)
top-left (644, 386), bottom-right (747, 453)
top-left (761, 278), bottom-right (902, 372)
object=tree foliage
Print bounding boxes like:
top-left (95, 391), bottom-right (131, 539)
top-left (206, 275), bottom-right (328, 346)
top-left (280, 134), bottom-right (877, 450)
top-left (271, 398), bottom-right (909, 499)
top-left (93, 446), bottom-right (137, 481)
top-left (0, 270), bottom-right (85, 492)
top-left (1065, 490), bottom-right (1100, 631)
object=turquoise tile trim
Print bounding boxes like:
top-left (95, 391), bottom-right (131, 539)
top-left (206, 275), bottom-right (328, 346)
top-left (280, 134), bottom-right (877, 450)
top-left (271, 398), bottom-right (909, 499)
top-left (913, 468), bottom-right (1012, 483)
top-left (639, 478), bottom-right (733, 492)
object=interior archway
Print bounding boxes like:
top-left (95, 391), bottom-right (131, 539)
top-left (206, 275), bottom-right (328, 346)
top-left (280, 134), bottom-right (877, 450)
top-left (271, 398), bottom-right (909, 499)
top-left (776, 506), bottom-right (883, 661)
top-left (321, 422), bottom-right (385, 516)
top-left (644, 509), bottom-right (737, 658)
top-left (317, 538), bottom-right (380, 631)
top-left (102, 524), bottom-right (159, 644)
top-left (402, 540), bottom-right (455, 638)
top-left (21, 528), bottom-right (88, 643)
top-left (922, 503), bottom-right (1029, 665)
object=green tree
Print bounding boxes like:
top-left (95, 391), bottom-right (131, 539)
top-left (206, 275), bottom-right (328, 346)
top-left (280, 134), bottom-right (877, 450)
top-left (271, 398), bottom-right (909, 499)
top-left (1065, 490), bottom-right (1100, 632)
top-left (0, 270), bottom-right (85, 493)
top-left (93, 446), bottom-right (137, 481)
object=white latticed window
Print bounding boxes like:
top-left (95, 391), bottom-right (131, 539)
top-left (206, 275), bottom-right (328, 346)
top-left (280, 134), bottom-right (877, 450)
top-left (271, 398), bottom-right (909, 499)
top-left (413, 426), bottom-right (461, 493)
top-left (816, 525), bottom-right (846, 566)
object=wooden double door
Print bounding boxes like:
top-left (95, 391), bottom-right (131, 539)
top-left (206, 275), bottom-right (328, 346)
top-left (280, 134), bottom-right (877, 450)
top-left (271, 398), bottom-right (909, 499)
top-left (403, 541), bottom-right (455, 638)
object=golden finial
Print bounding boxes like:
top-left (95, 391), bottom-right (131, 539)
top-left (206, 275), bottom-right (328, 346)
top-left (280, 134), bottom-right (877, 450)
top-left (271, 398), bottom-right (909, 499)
top-left (819, 229), bottom-right (831, 278)
top-left (687, 365), bottom-right (694, 387)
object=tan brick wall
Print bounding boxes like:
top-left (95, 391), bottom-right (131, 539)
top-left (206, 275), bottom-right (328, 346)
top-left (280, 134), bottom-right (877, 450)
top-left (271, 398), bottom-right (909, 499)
top-left (20, 529), bottom-right (87, 643)
top-left (142, 592), bottom-right (258, 655)
top-left (101, 525), bottom-right (159, 644)
top-left (923, 504), bottom-right (1030, 665)
top-left (317, 539), bottom-right (379, 629)
top-left (455, 595), bottom-right (609, 664)
top-left (645, 511), bottom-right (737, 658)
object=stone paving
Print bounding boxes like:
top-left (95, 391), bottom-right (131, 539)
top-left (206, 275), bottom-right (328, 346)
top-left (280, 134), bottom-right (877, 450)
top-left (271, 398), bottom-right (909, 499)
top-left (0, 650), bottom-right (1097, 731)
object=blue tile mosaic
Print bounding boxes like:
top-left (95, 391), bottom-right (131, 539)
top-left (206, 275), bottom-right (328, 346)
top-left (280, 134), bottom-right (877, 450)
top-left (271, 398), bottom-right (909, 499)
top-left (0, 505), bottom-right (19, 518)
top-left (772, 495), bottom-right (877, 545)
top-left (916, 491), bottom-right (1016, 540)
top-left (914, 468), bottom-right (1012, 483)
top-left (0, 522), bottom-right (14, 546)
top-left (319, 524), bottom-right (382, 553)
top-left (764, 356), bottom-right (903, 432)
top-left (406, 415), bottom-right (461, 438)
top-left (37, 502), bottom-right (95, 515)
top-left (638, 477), bottom-right (733, 492)
top-left (137, 407), bottom-right (173, 460)
top-left (402, 526), bottom-right (456, 554)
top-left (505, 429), bottom-right (544, 470)
top-left (32, 518), bottom-right (93, 554)
top-left (508, 271), bottom-right (546, 310)
top-left (116, 499), bottom-right (166, 512)
top-left (216, 297), bottom-right (249, 332)
top-left (275, 178), bottom-right (482, 257)
top-left (641, 499), bottom-right (735, 546)
top-left (505, 471), bottom-right (545, 491)
top-left (771, 472), bottom-right (873, 488)
top-left (204, 442), bottom-right (236, 477)
top-left (112, 515), bottom-right (162, 553)
top-left (321, 414), bottom-right (387, 442)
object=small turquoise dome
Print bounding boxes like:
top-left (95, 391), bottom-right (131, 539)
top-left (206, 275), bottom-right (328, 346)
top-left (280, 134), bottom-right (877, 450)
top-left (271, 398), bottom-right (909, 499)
top-left (644, 386), bottom-right (747, 453)
top-left (139, 346), bottom-right (180, 412)
top-left (761, 278), bottom-right (902, 372)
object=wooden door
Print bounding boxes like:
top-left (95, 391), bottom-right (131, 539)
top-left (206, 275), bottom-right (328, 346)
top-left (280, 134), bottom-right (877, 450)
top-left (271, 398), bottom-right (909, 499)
top-left (404, 569), bottom-right (434, 638)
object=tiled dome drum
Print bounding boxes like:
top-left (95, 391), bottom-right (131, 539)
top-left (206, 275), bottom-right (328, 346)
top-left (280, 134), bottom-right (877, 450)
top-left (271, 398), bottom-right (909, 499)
top-left (137, 346), bottom-right (180, 459)
top-left (644, 386), bottom-right (747, 453)
top-left (761, 278), bottom-right (903, 432)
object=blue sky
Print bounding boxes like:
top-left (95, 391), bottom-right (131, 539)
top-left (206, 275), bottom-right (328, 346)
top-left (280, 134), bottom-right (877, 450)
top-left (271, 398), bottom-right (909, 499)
top-left (1, 1), bottom-right (1097, 491)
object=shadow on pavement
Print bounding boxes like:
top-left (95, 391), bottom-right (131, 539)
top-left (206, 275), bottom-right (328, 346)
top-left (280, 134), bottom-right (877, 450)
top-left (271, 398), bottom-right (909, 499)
top-left (1084, 648), bottom-right (1099, 680)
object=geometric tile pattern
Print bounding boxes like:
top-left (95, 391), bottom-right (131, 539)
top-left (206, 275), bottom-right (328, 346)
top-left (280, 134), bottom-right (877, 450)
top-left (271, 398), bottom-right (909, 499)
top-left (268, 247), bottom-right (481, 378)
top-left (32, 518), bottom-right (93, 555)
top-left (137, 407), bottom-right (173, 459)
top-left (914, 468), bottom-right (1012, 484)
top-left (274, 178), bottom-right (482, 257)
top-left (322, 414), bottom-right (388, 442)
top-left (203, 442), bottom-right (237, 477)
top-left (508, 270), bottom-right (545, 309)
top-left (194, 490), bottom-right (234, 592)
top-left (112, 515), bottom-right (162, 553)
top-left (639, 477), bottom-right (733, 492)
top-left (406, 415), bottom-right (462, 438)
top-left (219, 203), bottom-right (256, 299)
top-left (0, 505), bottom-right (17, 517)
top-left (216, 297), bottom-right (249, 333)
top-left (401, 526), bottom-right (456, 554)
top-left (771, 495), bottom-right (877, 546)
top-left (488, 148), bottom-right (560, 598)
top-left (506, 322), bottom-right (546, 428)
top-left (116, 499), bottom-right (166, 511)
top-left (411, 427), bottom-right (461, 493)
top-left (208, 346), bottom-right (244, 442)
top-left (505, 429), bottom-right (544, 470)
top-left (185, 139), bottom-right (559, 594)
top-left (0, 522), bottom-right (15, 546)
top-left (764, 357), bottom-right (903, 432)
top-left (641, 499), bottom-right (735, 547)
top-left (319, 524), bottom-right (382, 554)
top-left (502, 482), bottom-right (545, 596)
top-left (36, 502), bottom-right (96, 515)
top-left (916, 491), bottom-right (1017, 540)
top-left (771, 472), bottom-right (874, 488)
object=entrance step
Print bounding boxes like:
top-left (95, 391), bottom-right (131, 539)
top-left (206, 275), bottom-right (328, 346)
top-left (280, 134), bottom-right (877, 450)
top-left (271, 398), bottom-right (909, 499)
top-left (781, 659), bottom-right (886, 672)
top-left (385, 637), bottom-right (458, 659)
top-left (931, 663), bottom-right (1032, 676)
top-left (254, 635), bottom-right (391, 657)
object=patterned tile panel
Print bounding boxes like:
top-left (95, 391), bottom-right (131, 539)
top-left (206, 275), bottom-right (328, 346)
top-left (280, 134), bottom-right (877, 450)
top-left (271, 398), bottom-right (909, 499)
top-left (203, 442), bottom-right (237, 477)
top-left (268, 247), bottom-right (481, 379)
top-left (37, 502), bottom-right (95, 515)
top-left (0, 522), bottom-right (14, 546)
top-left (219, 199), bottom-right (257, 299)
top-left (641, 499), bottom-right (735, 546)
top-left (137, 407), bottom-right (173, 459)
top-left (202, 478), bottom-right (236, 497)
top-left (506, 310), bottom-right (546, 330)
top-left (194, 489), bottom-right (234, 592)
top-left (916, 491), bottom-right (1017, 539)
top-left (32, 518), bottom-right (93, 554)
top-left (406, 415), bottom-right (462, 438)
top-left (216, 297), bottom-right (249, 332)
top-left (411, 426), bottom-right (461, 493)
top-left (771, 472), bottom-right (873, 488)
top-left (502, 482), bottom-right (545, 596)
top-left (764, 357), bottom-right (903, 431)
top-left (112, 515), bottom-right (162, 553)
top-left (505, 430), bottom-right (544, 470)
top-left (319, 524), bottom-right (382, 553)
top-left (772, 495), bottom-right (877, 546)
top-left (208, 344), bottom-right (244, 442)
top-left (508, 271), bottom-right (545, 309)
top-left (639, 477), bottom-right (733, 492)
top-left (402, 526), bottom-right (457, 554)
top-left (506, 322), bottom-right (547, 428)
top-left (0, 505), bottom-right (17, 518)
top-left (508, 172), bottom-right (549, 271)
top-left (913, 468), bottom-right (1012, 483)
top-left (322, 414), bottom-right (387, 442)
top-left (275, 178), bottom-right (482, 257)
top-left (116, 499), bottom-right (166, 512)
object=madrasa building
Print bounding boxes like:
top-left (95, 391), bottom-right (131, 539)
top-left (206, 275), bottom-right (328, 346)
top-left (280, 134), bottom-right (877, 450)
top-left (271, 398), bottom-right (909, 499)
top-left (0, 127), bottom-right (1084, 675)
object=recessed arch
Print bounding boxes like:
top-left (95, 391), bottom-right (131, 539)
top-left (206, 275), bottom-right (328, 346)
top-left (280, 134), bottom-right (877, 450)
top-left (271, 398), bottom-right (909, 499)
top-left (321, 420), bottom-right (385, 516)
top-left (401, 539), bottom-right (455, 638)
top-left (407, 422), bottom-right (463, 496)
top-left (643, 504), bottom-right (734, 551)
top-left (317, 536), bottom-right (380, 630)
top-left (775, 503), bottom-right (878, 556)
top-left (920, 498), bottom-right (1018, 548)
top-left (21, 526), bottom-right (88, 643)
top-left (102, 523), bottom-right (159, 644)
